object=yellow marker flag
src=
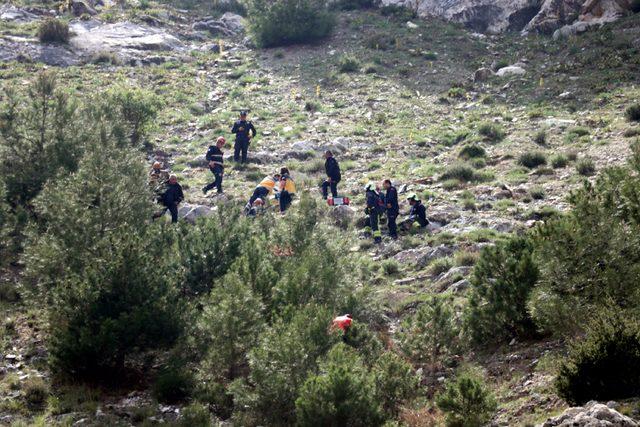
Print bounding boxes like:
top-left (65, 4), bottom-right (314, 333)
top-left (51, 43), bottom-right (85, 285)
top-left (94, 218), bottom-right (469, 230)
top-left (395, 38), bottom-right (400, 49)
top-left (219, 40), bottom-right (224, 55)
top-left (316, 85), bottom-right (321, 98)
top-left (539, 77), bottom-right (544, 87)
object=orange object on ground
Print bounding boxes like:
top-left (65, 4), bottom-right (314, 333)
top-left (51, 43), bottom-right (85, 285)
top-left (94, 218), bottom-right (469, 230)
top-left (332, 314), bottom-right (353, 331)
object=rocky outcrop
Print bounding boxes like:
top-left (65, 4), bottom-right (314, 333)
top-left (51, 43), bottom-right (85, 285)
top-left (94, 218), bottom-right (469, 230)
top-left (538, 401), bottom-right (639, 426)
top-left (378, 0), bottom-right (637, 34)
top-left (192, 12), bottom-right (245, 36)
top-left (0, 36), bottom-right (82, 66)
top-left (0, 5), bottom-right (41, 23)
top-left (69, 20), bottom-right (184, 61)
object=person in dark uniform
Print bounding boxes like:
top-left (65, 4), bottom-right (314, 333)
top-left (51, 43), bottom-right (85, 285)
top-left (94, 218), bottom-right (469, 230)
top-left (277, 167), bottom-right (296, 213)
top-left (383, 179), bottom-right (399, 239)
top-left (321, 150), bottom-right (341, 200)
top-left (364, 183), bottom-right (383, 244)
top-left (202, 136), bottom-right (226, 195)
top-left (231, 110), bottom-right (256, 164)
top-left (153, 174), bottom-right (184, 223)
top-left (401, 193), bottom-right (429, 231)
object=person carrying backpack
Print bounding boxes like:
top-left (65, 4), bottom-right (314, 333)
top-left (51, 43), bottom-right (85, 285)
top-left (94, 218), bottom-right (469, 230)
top-left (364, 183), bottom-right (383, 244)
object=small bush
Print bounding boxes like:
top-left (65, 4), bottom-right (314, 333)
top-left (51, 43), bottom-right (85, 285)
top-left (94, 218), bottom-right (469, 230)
top-left (338, 55), bottom-right (360, 73)
top-left (381, 259), bottom-right (400, 275)
top-left (423, 51), bottom-right (438, 61)
top-left (363, 63), bottom-right (378, 74)
top-left (38, 19), bottom-right (70, 44)
top-left (576, 157), bottom-right (596, 176)
top-left (447, 87), bottom-right (466, 99)
top-left (454, 250), bottom-right (479, 267)
top-left (179, 403), bottom-right (212, 427)
top-left (247, 0), bottom-right (336, 47)
top-left (464, 236), bottom-right (539, 345)
top-left (565, 127), bottom-right (590, 143)
top-left (551, 154), bottom-right (569, 168)
top-left (440, 164), bottom-right (475, 182)
top-left (556, 312), bottom-right (640, 405)
top-left (23, 377), bottom-right (49, 406)
top-left (533, 130), bottom-right (547, 145)
top-left (332, 0), bottom-right (376, 10)
top-left (436, 370), bottom-right (497, 427)
top-left (304, 100), bottom-right (322, 112)
top-left (458, 144), bottom-right (485, 160)
top-left (625, 103), bottom-right (640, 122)
top-left (372, 352), bottom-right (418, 417)
top-left (296, 343), bottom-right (384, 427)
top-left (153, 366), bottom-right (194, 403)
top-left (477, 122), bottom-right (505, 142)
top-left (429, 257), bottom-right (453, 276)
top-left (518, 151), bottom-right (547, 169)
top-left (399, 295), bottom-right (459, 365)
top-left (90, 51), bottom-right (121, 65)
top-left (624, 128), bottom-right (640, 138)
top-left (529, 186), bottom-right (545, 200)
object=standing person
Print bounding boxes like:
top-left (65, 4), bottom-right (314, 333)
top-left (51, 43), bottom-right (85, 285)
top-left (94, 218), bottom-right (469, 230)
top-left (202, 136), bottom-right (226, 195)
top-left (383, 179), bottom-right (399, 239)
top-left (245, 173), bottom-right (281, 214)
top-left (153, 174), bottom-right (184, 223)
top-left (231, 110), bottom-right (256, 164)
top-left (364, 183), bottom-right (383, 244)
top-left (401, 193), bottom-right (429, 230)
top-left (278, 167), bottom-right (296, 213)
top-left (321, 150), bottom-right (341, 200)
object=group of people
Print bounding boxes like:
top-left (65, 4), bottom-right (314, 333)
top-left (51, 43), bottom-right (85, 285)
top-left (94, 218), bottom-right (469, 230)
top-left (150, 110), bottom-right (429, 242)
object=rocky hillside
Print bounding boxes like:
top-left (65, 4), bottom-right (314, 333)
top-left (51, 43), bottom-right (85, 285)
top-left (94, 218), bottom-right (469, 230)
top-left (2, 0), bottom-right (640, 425)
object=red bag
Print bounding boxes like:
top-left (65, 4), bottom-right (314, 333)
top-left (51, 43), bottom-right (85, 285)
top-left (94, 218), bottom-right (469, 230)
top-left (332, 314), bottom-right (353, 331)
top-left (328, 197), bottom-right (350, 206)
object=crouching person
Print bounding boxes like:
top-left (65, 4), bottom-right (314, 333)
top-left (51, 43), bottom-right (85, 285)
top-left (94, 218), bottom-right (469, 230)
top-left (277, 167), bottom-right (296, 213)
top-left (401, 193), bottom-right (429, 231)
top-left (245, 173), bottom-right (280, 215)
top-left (153, 174), bottom-right (184, 223)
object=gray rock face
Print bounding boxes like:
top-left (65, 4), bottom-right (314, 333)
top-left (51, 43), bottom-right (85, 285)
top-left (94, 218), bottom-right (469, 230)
top-left (0, 5), bottom-right (40, 23)
top-left (496, 65), bottom-right (527, 77)
top-left (69, 21), bottom-right (184, 58)
top-left (192, 12), bottom-right (245, 36)
top-left (178, 203), bottom-right (216, 223)
top-left (377, 0), bottom-right (635, 34)
top-left (538, 401), bottom-right (639, 427)
top-left (72, 0), bottom-right (98, 16)
top-left (0, 36), bottom-right (82, 66)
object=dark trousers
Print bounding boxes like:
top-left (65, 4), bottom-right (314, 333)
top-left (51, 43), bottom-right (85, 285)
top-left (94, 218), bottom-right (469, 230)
top-left (387, 213), bottom-right (398, 238)
top-left (365, 211), bottom-right (382, 243)
top-left (156, 202), bottom-right (179, 223)
top-left (234, 140), bottom-right (249, 163)
top-left (279, 190), bottom-right (292, 212)
top-left (204, 165), bottom-right (223, 193)
top-left (249, 186), bottom-right (269, 206)
top-left (321, 180), bottom-right (339, 199)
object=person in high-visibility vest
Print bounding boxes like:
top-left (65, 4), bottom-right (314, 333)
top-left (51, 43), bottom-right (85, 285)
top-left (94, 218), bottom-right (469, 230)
top-left (245, 173), bottom-right (281, 214)
top-left (277, 167), bottom-right (296, 213)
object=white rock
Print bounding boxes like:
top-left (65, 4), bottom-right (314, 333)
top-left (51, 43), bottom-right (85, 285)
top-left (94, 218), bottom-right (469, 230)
top-left (496, 66), bottom-right (526, 77)
top-left (406, 21), bottom-right (418, 29)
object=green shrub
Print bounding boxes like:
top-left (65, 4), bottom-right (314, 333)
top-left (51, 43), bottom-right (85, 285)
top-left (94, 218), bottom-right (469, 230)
top-left (153, 366), bottom-right (194, 403)
top-left (440, 164), bottom-right (475, 182)
top-left (23, 378), bottom-right (49, 406)
top-left (338, 55), bottom-right (360, 73)
top-left (332, 0), bottom-right (377, 10)
top-left (38, 19), bottom-right (69, 43)
top-left (381, 259), bottom-right (400, 275)
top-left (247, 0), bottom-right (335, 47)
top-left (565, 126), bottom-right (590, 143)
top-left (436, 369), bottom-right (497, 427)
top-left (576, 157), bottom-right (596, 176)
top-left (399, 295), bottom-right (460, 365)
top-left (625, 103), bottom-right (640, 122)
top-left (551, 153), bottom-right (569, 168)
top-left (429, 257), bottom-right (453, 276)
top-left (197, 271), bottom-right (265, 380)
top-left (464, 236), bottom-right (539, 345)
top-left (179, 403), bottom-right (212, 427)
top-left (304, 100), bottom-right (322, 112)
top-left (235, 305), bottom-right (339, 425)
top-left (529, 186), bottom-right (545, 200)
top-left (458, 144), bottom-right (485, 160)
top-left (533, 129), bottom-right (547, 145)
top-left (556, 312), bottom-right (640, 405)
top-left (447, 87), bottom-right (466, 99)
top-left (423, 51), bottom-right (438, 61)
top-left (106, 87), bottom-right (162, 146)
top-left (295, 343), bottom-right (384, 427)
top-left (454, 250), bottom-right (479, 267)
top-left (518, 151), bottom-right (547, 169)
top-left (379, 4), bottom-right (416, 19)
top-left (372, 352), bottom-right (418, 417)
top-left (477, 122), bottom-right (505, 142)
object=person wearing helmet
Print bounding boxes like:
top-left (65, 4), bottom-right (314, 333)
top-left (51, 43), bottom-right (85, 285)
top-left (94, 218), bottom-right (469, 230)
top-left (202, 136), bottom-right (226, 195)
top-left (245, 173), bottom-right (281, 214)
top-left (231, 110), bottom-right (257, 164)
top-left (321, 150), bottom-right (341, 200)
top-left (382, 179), bottom-right (399, 239)
top-left (401, 193), bottom-right (429, 231)
top-left (364, 183), bottom-right (383, 244)
top-left (277, 167), bottom-right (296, 213)
top-left (153, 174), bottom-right (184, 223)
